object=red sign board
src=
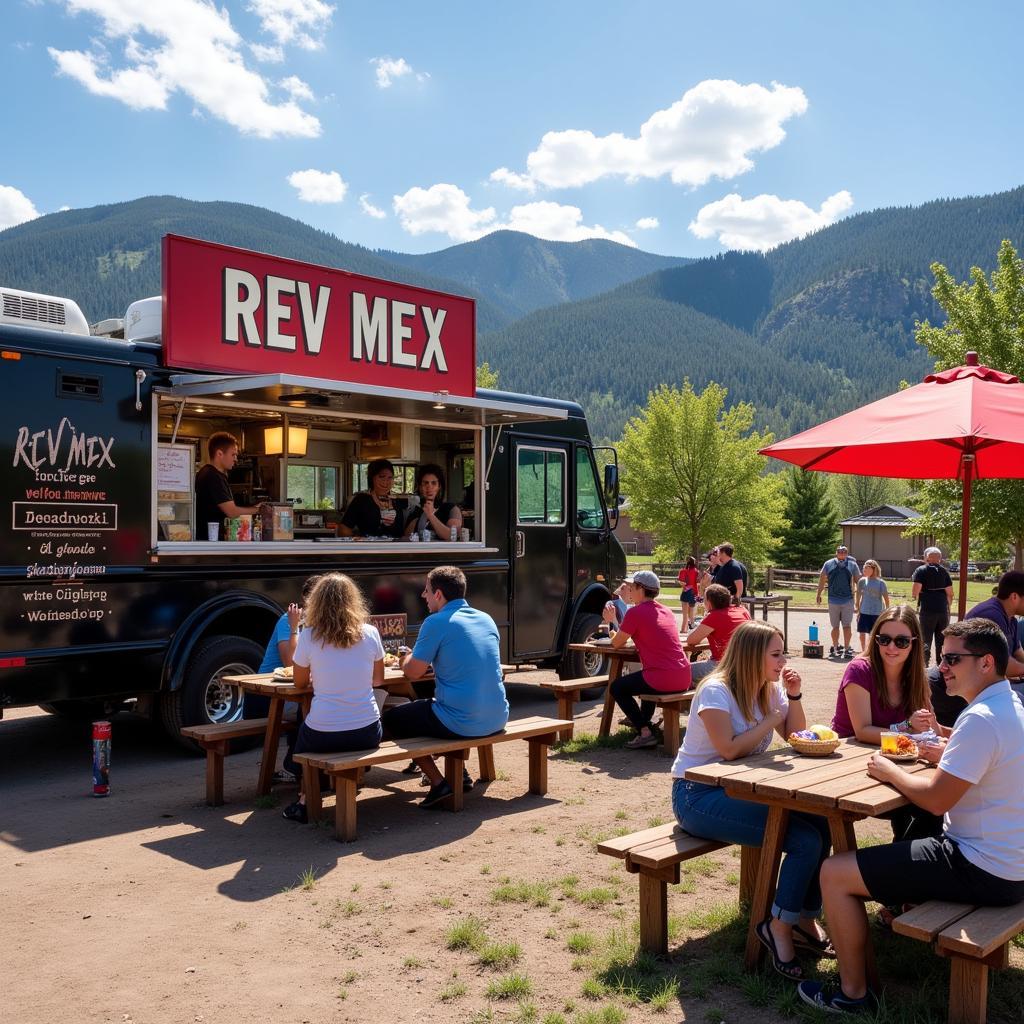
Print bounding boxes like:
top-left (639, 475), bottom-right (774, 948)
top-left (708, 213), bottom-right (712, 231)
top-left (161, 235), bottom-right (476, 397)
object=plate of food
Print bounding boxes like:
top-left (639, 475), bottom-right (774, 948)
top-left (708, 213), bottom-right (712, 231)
top-left (788, 725), bottom-right (840, 756)
top-left (383, 652), bottom-right (400, 668)
top-left (880, 733), bottom-right (919, 761)
top-left (272, 665), bottom-right (294, 681)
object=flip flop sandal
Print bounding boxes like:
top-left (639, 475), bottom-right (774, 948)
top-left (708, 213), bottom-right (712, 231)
top-left (792, 924), bottom-right (836, 959)
top-left (755, 917), bottom-right (803, 981)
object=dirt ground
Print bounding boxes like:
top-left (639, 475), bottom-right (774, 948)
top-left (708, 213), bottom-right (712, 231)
top-left (0, 611), bottom-right (1010, 1024)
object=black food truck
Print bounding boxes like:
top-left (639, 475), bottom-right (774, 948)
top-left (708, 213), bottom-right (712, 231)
top-left (0, 236), bottom-right (626, 742)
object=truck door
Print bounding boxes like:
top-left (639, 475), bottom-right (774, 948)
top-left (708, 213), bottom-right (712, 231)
top-left (511, 441), bottom-right (570, 658)
top-left (573, 445), bottom-right (610, 586)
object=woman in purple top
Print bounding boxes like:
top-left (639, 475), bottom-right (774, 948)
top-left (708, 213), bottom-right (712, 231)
top-left (830, 604), bottom-right (942, 847)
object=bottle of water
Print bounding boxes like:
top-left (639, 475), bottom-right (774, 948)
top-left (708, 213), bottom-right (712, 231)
top-left (809, 620), bottom-right (819, 643)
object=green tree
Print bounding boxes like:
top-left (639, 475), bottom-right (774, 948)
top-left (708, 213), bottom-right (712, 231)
top-left (618, 381), bottom-right (787, 563)
top-left (910, 240), bottom-right (1024, 568)
top-left (828, 474), bottom-right (909, 521)
top-left (776, 468), bottom-right (839, 569)
top-left (476, 362), bottom-right (499, 389)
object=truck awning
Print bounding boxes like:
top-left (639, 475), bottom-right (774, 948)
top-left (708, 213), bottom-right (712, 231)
top-left (156, 372), bottom-right (567, 426)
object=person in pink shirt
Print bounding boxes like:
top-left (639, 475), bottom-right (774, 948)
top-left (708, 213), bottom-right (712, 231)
top-left (603, 570), bottom-right (691, 749)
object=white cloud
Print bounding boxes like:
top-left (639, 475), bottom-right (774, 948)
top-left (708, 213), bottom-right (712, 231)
top-left (688, 190), bottom-right (854, 250)
top-left (489, 167), bottom-right (537, 193)
top-left (249, 41), bottom-right (284, 63)
top-left (247, 0), bottom-right (334, 50)
top-left (48, 1), bottom-right (321, 139)
top-left (635, 217), bottom-right (659, 230)
top-left (499, 79), bottom-right (807, 191)
top-left (0, 185), bottom-right (40, 230)
top-left (359, 193), bottom-right (387, 219)
top-left (370, 55), bottom-right (429, 89)
top-left (288, 168), bottom-right (347, 203)
top-left (392, 184), bottom-right (635, 247)
top-left (280, 74), bottom-right (313, 101)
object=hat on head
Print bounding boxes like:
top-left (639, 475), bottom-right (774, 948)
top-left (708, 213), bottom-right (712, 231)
top-left (624, 569), bottom-right (660, 593)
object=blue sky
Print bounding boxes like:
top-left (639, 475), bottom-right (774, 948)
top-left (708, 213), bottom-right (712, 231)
top-left (2, 1), bottom-right (1022, 256)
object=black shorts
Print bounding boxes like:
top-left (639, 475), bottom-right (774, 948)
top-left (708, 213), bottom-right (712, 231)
top-left (382, 698), bottom-right (466, 740)
top-left (857, 835), bottom-right (1024, 908)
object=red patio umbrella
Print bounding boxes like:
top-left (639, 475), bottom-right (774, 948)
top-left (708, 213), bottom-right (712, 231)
top-left (760, 353), bottom-right (1024, 617)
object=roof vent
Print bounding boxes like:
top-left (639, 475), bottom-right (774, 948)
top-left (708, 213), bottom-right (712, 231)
top-left (1, 287), bottom-right (90, 335)
top-left (124, 296), bottom-right (162, 344)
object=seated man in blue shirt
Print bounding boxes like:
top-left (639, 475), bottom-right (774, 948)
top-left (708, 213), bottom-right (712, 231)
top-left (383, 565), bottom-right (509, 809)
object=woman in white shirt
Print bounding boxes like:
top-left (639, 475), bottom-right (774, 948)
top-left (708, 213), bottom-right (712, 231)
top-left (281, 573), bottom-right (384, 824)
top-left (670, 621), bottom-right (833, 980)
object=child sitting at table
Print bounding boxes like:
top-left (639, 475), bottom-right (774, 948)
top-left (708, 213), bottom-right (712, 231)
top-left (281, 573), bottom-right (384, 824)
top-left (671, 620), bottom-right (833, 980)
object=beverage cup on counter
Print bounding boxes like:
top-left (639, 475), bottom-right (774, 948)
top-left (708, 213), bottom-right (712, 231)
top-left (410, 532), bottom-right (420, 542)
top-left (380, 507), bottom-right (397, 527)
top-left (421, 529), bottom-right (432, 542)
top-left (207, 522), bottom-right (220, 541)
top-left (460, 528), bottom-right (470, 543)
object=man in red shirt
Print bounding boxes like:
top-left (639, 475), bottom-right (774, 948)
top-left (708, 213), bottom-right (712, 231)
top-left (685, 584), bottom-right (750, 681)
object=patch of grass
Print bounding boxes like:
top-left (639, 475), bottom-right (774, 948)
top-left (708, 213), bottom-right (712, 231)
top-left (402, 957), bottom-right (423, 969)
top-left (580, 979), bottom-right (605, 1000)
top-left (647, 815), bottom-right (666, 827)
top-left (340, 969), bottom-right (358, 984)
top-left (648, 977), bottom-right (678, 1013)
top-left (571, 887), bottom-right (617, 909)
top-left (299, 866), bottom-right (317, 891)
top-left (445, 916), bottom-right (487, 951)
top-left (480, 865), bottom-right (492, 875)
top-left (556, 730), bottom-right (633, 756)
top-left (544, 927), bottom-right (559, 940)
top-left (477, 941), bottom-right (522, 969)
top-left (336, 987), bottom-right (348, 1000)
top-left (342, 900), bottom-right (361, 917)
top-left (495, 769), bottom-right (512, 782)
top-left (485, 974), bottom-right (533, 1000)
top-left (563, 794), bottom-right (585, 806)
top-left (350, 883), bottom-right (360, 892)
top-left (492, 878), bottom-right (553, 907)
top-left (532, 825), bottom-right (547, 834)
top-left (558, 874), bottom-right (580, 895)
top-left (379, 880), bottom-right (392, 890)
top-left (570, 957), bottom-right (589, 972)
top-left (682, 855), bottom-right (719, 878)
top-left (567, 931), bottom-right (596, 954)
top-left (556, 837), bottom-right (566, 846)
top-left (438, 981), bottom-right (467, 1001)
top-left (704, 1008), bottom-right (726, 1024)
top-left (468, 1010), bottom-right (494, 1024)
top-left (573, 1010), bottom-right (626, 1024)
top-left (253, 794), bottom-right (278, 809)
top-left (682, 902), bottom-right (744, 933)
top-left (229, 920), bottom-right (247, 931)
top-left (541, 1014), bottom-right (567, 1024)
top-left (725, 872), bottom-right (740, 886)
top-left (433, 895), bottom-right (454, 909)
top-left (514, 1003), bottom-right (538, 1023)
top-left (614, 809), bottom-right (628, 820)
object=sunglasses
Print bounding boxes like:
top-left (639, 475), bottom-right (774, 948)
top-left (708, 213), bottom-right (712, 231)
top-left (875, 634), bottom-right (914, 649)
top-left (939, 652), bottom-right (986, 667)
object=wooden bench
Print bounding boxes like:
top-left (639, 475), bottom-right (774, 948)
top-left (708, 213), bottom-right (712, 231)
top-left (598, 824), bottom-right (758, 954)
top-left (538, 675), bottom-right (609, 740)
top-left (293, 714), bottom-right (571, 841)
top-left (893, 899), bottom-right (1024, 1024)
top-left (180, 718), bottom-right (296, 806)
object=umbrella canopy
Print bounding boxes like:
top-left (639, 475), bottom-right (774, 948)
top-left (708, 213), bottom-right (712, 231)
top-left (760, 353), bottom-right (1024, 617)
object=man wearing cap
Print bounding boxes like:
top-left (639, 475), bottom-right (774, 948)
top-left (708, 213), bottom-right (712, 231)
top-left (817, 545), bottom-right (861, 658)
top-left (911, 547), bottom-right (953, 667)
top-left (603, 570), bottom-right (691, 750)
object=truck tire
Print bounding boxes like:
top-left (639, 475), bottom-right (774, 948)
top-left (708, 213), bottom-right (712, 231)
top-left (560, 612), bottom-right (608, 682)
top-left (160, 635), bottom-right (264, 749)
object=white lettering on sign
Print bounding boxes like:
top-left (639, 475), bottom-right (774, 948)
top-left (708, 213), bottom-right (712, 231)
top-left (350, 292), bottom-right (450, 372)
top-left (223, 267), bottom-right (331, 354)
top-left (13, 418), bottom-right (116, 472)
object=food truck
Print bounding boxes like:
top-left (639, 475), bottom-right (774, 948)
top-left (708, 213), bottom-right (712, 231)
top-left (0, 235), bottom-right (626, 740)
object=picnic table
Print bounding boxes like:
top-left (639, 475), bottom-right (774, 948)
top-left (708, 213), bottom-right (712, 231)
top-left (738, 594), bottom-right (792, 652)
top-left (684, 738), bottom-right (926, 986)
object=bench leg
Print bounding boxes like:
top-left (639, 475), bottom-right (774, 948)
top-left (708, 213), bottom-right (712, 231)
top-left (528, 735), bottom-right (555, 795)
top-left (638, 873), bottom-right (668, 955)
top-left (477, 746), bottom-right (496, 783)
top-left (744, 804), bottom-right (788, 971)
top-left (660, 707), bottom-right (680, 756)
top-left (738, 845), bottom-right (759, 906)
top-left (302, 761), bottom-right (322, 824)
top-left (948, 956), bottom-right (988, 1024)
top-left (556, 691), bottom-right (580, 741)
top-left (334, 770), bottom-right (359, 842)
top-left (444, 752), bottom-right (468, 812)
top-left (205, 740), bottom-right (228, 806)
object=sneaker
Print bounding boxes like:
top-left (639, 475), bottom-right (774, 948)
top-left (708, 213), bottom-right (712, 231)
top-left (625, 731), bottom-right (659, 749)
top-left (844, 646), bottom-right (855, 658)
top-left (281, 801), bottom-right (308, 824)
top-left (271, 769), bottom-right (300, 785)
top-left (829, 645), bottom-right (838, 658)
top-left (797, 980), bottom-right (875, 1015)
top-left (420, 779), bottom-right (454, 809)
top-left (462, 770), bottom-right (475, 791)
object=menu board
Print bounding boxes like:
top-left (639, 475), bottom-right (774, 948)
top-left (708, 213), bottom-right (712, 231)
top-left (156, 443), bottom-right (194, 541)
top-left (369, 612), bottom-right (408, 655)
top-left (157, 444), bottom-right (193, 492)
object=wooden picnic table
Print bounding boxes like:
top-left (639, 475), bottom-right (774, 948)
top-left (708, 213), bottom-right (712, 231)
top-left (738, 594), bottom-right (792, 652)
top-left (685, 739), bottom-right (928, 986)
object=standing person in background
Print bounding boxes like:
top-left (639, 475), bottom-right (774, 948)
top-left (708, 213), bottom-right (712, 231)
top-left (195, 431), bottom-right (265, 540)
top-left (685, 583), bottom-right (750, 682)
top-left (605, 570), bottom-right (691, 750)
top-left (677, 556), bottom-right (700, 634)
top-left (911, 548), bottom-right (953, 667)
top-left (855, 560), bottom-right (890, 653)
top-left (816, 545), bottom-right (861, 659)
top-left (715, 543), bottom-right (747, 602)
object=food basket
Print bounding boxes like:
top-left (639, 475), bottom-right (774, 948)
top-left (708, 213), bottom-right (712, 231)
top-left (788, 736), bottom-right (840, 757)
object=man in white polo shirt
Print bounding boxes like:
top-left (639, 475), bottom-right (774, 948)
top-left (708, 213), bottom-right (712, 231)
top-left (798, 618), bottom-right (1024, 1014)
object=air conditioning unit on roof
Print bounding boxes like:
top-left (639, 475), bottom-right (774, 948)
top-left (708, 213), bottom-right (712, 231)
top-left (0, 287), bottom-right (90, 336)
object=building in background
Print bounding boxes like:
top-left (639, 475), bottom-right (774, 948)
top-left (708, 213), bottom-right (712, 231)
top-left (840, 505), bottom-right (932, 580)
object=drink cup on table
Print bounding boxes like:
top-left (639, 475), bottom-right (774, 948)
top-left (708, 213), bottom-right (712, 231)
top-left (880, 731), bottom-right (899, 754)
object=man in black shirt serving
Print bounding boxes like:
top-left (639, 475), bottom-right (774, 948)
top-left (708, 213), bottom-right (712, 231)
top-left (195, 432), bottom-right (264, 540)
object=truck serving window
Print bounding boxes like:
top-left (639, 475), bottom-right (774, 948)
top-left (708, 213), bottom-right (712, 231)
top-left (517, 447), bottom-right (565, 526)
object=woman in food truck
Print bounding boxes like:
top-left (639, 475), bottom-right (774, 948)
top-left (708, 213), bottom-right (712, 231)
top-left (403, 463), bottom-right (463, 541)
top-left (338, 458), bottom-right (407, 538)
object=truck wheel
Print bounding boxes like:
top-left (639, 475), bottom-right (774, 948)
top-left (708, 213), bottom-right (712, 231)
top-left (160, 635), bottom-right (263, 749)
top-left (560, 612), bottom-right (608, 681)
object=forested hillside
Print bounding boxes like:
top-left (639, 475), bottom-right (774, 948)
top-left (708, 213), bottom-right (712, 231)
top-left (481, 186), bottom-right (1024, 441)
top-left (381, 230), bottom-right (690, 320)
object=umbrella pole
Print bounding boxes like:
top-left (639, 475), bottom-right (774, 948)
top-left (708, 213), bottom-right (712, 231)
top-left (958, 455), bottom-right (975, 620)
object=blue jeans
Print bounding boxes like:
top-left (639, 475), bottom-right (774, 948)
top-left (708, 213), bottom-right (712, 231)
top-left (672, 778), bottom-right (831, 923)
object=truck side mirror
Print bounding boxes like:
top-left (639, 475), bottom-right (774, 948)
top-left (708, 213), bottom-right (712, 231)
top-left (603, 464), bottom-right (619, 507)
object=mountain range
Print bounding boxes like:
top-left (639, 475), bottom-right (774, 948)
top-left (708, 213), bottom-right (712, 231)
top-left (2, 187), bottom-right (1023, 442)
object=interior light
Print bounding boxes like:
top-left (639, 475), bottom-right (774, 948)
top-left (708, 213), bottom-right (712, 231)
top-left (222, 391), bottom-right (235, 397)
top-left (264, 425), bottom-right (309, 456)
top-left (194, 406), bottom-right (206, 413)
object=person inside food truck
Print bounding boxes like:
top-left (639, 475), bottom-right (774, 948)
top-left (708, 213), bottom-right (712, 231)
top-left (403, 463), bottom-right (463, 540)
top-left (338, 458), bottom-right (407, 539)
top-left (195, 431), bottom-right (265, 540)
